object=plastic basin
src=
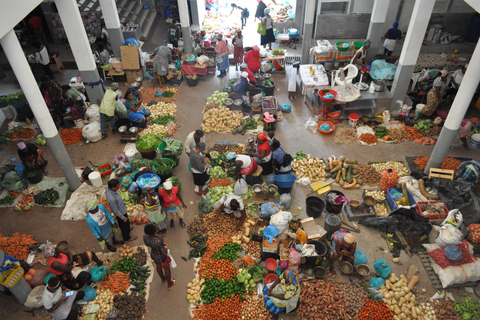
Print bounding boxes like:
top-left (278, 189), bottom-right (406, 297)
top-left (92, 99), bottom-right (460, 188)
top-left (274, 174), bottom-right (296, 188)
top-left (318, 121), bottom-right (336, 135)
top-left (336, 41), bottom-right (351, 52)
top-left (318, 88), bottom-right (338, 103)
top-left (265, 258), bottom-right (278, 271)
top-left (353, 41), bottom-right (364, 50)
top-left (136, 173), bottom-right (161, 190)
top-left (157, 141), bottom-right (167, 153)
top-left (265, 273), bottom-right (278, 284)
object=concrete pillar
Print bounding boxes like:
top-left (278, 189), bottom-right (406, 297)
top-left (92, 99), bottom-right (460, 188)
top-left (55, 0), bottom-right (104, 105)
top-left (294, 0), bottom-right (304, 32)
top-left (99, 0), bottom-right (125, 57)
top-left (426, 40), bottom-right (480, 173)
top-left (189, 0), bottom-right (204, 28)
top-left (390, 0), bottom-right (435, 112)
top-left (0, 30), bottom-right (80, 191)
top-left (301, 0), bottom-right (316, 64)
top-left (177, 0), bottom-right (193, 53)
top-left (367, 0), bottom-right (390, 61)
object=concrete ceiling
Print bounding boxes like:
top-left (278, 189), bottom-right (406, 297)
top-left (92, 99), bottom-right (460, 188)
top-left (0, 0), bottom-right (43, 40)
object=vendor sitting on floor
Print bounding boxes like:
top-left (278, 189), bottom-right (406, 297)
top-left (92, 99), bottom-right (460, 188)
top-left (226, 152), bottom-right (259, 180)
top-left (43, 277), bottom-right (86, 320)
top-left (240, 63), bottom-right (256, 83)
top-left (254, 133), bottom-right (273, 175)
top-left (125, 90), bottom-right (151, 128)
top-left (17, 142), bottom-right (47, 174)
top-left (45, 243), bottom-right (102, 290)
top-left (229, 72), bottom-right (250, 100)
top-left (263, 268), bottom-right (301, 319)
top-left (271, 140), bottom-right (293, 173)
top-left (329, 231), bottom-right (357, 267)
top-left (213, 194), bottom-right (246, 230)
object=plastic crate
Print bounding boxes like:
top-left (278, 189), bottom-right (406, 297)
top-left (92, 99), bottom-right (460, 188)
top-left (0, 265), bottom-right (24, 288)
top-left (386, 187), bottom-right (417, 211)
top-left (415, 201), bottom-right (448, 220)
top-left (169, 75), bottom-right (183, 87)
top-left (97, 163), bottom-right (113, 177)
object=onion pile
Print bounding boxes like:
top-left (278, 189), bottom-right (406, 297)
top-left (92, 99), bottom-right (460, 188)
top-left (86, 289), bottom-right (114, 320)
top-left (142, 101), bottom-right (177, 118)
top-left (241, 294), bottom-right (270, 320)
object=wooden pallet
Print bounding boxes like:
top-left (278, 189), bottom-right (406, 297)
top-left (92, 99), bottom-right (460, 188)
top-left (417, 251), bottom-right (480, 289)
top-left (429, 168), bottom-right (454, 180)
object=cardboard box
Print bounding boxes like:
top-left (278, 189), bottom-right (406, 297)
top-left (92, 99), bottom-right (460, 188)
top-left (262, 236), bottom-right (279, 253)
top-left (126, 70), bottom-right (142, 84)
top-left (301, 217), bottom-right (327, 241)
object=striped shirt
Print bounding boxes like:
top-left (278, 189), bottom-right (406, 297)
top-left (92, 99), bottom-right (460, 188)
top-left (432, 77), bottom-right (446, 94)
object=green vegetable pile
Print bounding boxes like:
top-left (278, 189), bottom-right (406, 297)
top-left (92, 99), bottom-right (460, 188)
top-left (187, 234), bottom-right (208, 259)
top-left (200, 277), bottom-right (246, 304)
top-left (151, 115), bottom-right (176, 126)
top-left (130, 265), bottom-right (151, 292)
top-left (248, 265), bottom-right (267, 282)
top-left (241, 185), bottom-right (254, 201)
top-left (130, 158), bottom-right (174, 176)
top-left (162, 90), bottom-right (175, 98)
top-left (262, 79), bottom-right (274, 88)
top-left (34, 188), bottom-right (59, 206)
top-left (0, 92), bottom-right (26, 106)
top-left (209, 166), bottom-right (227, 179)
top-left (207, 186), bottom-right (234, 206)
top-left (245, 117), bottom-right (258, 130)
top-left (36, 134), bottom-right (47, 146)
top-left (221, 78), bottom-right (239, 94)
top-left (212, 242), bottom-right (243, 261)
top-left (198, 196), bottom-right (213, 216)
top-left (209, 155), bottom-right (226, 167)
top-left (375, 126), bottom-right (390, 139)
top-left (136, 134), bottom-right (159, 152)
top-left (161, 137), bottom-right (184, 157)
top-left (0, 194), bottom-right (15, 205)
top-left (271, 49), bottom-right (285, 55)
top-left (414, 119), bottom-right (434, 133)
top-left (454, 293), bottom-right (480, 320)
top-left (294, 151), bottom-right (307, 160)
top-left (237, 268), bottom-right (256, 288)
top-left (112, 257), bottom-right (137, 274)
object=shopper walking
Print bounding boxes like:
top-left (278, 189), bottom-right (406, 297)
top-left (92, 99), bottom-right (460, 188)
top-left (232, 29), bottom-right (244, 71)
top-left (184, 129), bottom-right (205, 156)
top-left (40, 76), bottom-right (64, 126)
top-left (99, 82), bottom-right (119, 139)
top-left (33, 41), bottom-right (53, 79)
top-left (383, 22), bottom-right (402, 56)
top-left (85, 200), bottom-right (122, 252)
top-left (106, 179), bottom-right (137, 242)
top-left (168, 20), bottom-right (180, 48)
top-left (189, 142), bottom-right (210, 195)
top-left (158, 181), bottom-right (187, 228)
top-left (261, 8), bottom-right (275, 50)
top-left (215, 34), bottom-right (229, 78)
top-left (142, 186), bottom-right (167, 234)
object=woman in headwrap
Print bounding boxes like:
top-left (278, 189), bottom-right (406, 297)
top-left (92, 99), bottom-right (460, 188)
top-left (254, 133), bottom-right (273, 175)
top-left (125, 89), bottom-right (151, 128)
top-left (45, 243), bottom-right (102, 290)
top-left (351, 39), bottom-right (372, 70)
top-left (229, 72), bottom-right (250, 100)
top-left (226, 152), bottom-right (259, 180)
top-left (42, 277), bottom-right (85, 320)
top-left (17, 142), bottom-right (47, 174)
top-left (215, 34), bottom-right (229, 78)
top-left (261, 8), bottom-right (275, 50)
top-left (85, 200), bottom-right (121, 252)
top-left (232, 29), bottom-right (244, 71)
top-left (244, 45), bottom-right (261, 72)
top-left (153, 44), bottom-right (173, 80)
top-left (142, 186), bottom-right (167, 233)
top-left (263, 268), bottom-right (301, 318)
top-left (158, 181), bottom-right (187, 229)
top-left (422, 70), bottom-right (448, 117)
top-left (383, 22), bottom-right (402, 56)
top-left (255, 0), bottom-right (278, 21)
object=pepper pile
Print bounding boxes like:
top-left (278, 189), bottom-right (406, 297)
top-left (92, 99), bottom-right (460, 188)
top-left (359, 299), bottom-right (394, 320)
top-left (59, 128), bottom-right (83, 145)
top-left (359, 133), bottom-right (378, 145)
top-left (8, 128), bottom-right (36, 140)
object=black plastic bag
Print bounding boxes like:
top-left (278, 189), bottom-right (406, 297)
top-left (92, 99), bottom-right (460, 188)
top-left (360, 208), bottom-right (431, 237)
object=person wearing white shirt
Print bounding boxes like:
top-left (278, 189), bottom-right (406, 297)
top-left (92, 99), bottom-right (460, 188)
top-left (33, 41), bottom-right (53, 79)
top-left (451, 64), bottom-right (468, 90)
top-left (184, 129), bottom-right (205, 155)
top-left (43, 277), bottom-right (85, 320)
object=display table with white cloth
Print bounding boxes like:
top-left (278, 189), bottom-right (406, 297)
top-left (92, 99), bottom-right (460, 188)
top-left (298, 64), bottom-right (329, 102)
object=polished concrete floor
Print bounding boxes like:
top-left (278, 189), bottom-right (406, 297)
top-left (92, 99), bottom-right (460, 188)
top-left (1, 14), bottom-right (480, 320)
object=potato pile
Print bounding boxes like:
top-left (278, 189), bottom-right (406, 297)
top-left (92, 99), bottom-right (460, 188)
top-left (202, 211), bottom-right (243, 239)
top-left (298, 280), bottom-right (347, 320)
top-left (292, 156), bottom-right (327, 182)
top-left (340, 283), bottom-right (367, 314)
top-left (187, 277), bottom-right (205, 304)
top-left (201, 106), bottom-right (243, 133)
top-left (118, 245), bottom-right (134, 259)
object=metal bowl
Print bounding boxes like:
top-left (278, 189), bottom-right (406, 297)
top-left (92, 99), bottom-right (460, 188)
top-left (363, 196), bottom-right (375, 206)
top-left (246, 137), bottom-right (255, 143)
top-left (135, 77), bottom-right (143, 83)
top-left (224, 98), bottom-right (233, 106)
top-left (252, 184), bottom-right (263, 194)
top-left (118, 125), bottom-right (128, 133)
top-left (131, 81), bottom-right (141, 88)
top-left (115, 168), bottom-right (125, 177)
top-left (350, 200), bottom-right (360, 209)
top-left (57, 240), bottom-right (69, 251)
top-left (355, 264), bottom-right (371, 276)
top-left (129, 127), bottom-right (139, 134)
top-left (263, 73), bottom-right (272, 79)
top-left (267, 184), bottom-right (278, 195)
top-left (340, 261), bottom-right (353, 274)
top-left (313, 266), bottom-right (326, 279)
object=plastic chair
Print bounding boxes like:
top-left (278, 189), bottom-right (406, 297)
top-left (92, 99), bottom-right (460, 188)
top-left (102, 68), bottom-right (113, 81)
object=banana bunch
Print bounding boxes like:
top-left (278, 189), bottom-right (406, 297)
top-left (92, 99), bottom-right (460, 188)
top-left (454, 293), bottom-right (480, 320)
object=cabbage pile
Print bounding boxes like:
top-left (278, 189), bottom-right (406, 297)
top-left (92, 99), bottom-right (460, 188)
top-left (207, 186), bottom-right (234, 205)
top-left (209, 166), bottom-right (227, 179)
top-left (206, 90), bottom-right (229, 106)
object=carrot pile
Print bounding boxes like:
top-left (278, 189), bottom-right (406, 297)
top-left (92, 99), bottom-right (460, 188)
top-left (8, 128), bottom-right (36, 140)
top-left (191, 294), bottom-right (243, 320)
top-left (210, 178), bottom-right (234, 188)
top-left (59, 128), bottom-right (83, 145)
top-left (100, 271), bottom-right (130, 294)
top-left (0, 233), bottom-right (36, 260)
top-left (413, 156), bottom-right (463, 173)
top-left (359, 133), bottom-right (378, 145)
top-left (403, 126), bottom-right (423, 141)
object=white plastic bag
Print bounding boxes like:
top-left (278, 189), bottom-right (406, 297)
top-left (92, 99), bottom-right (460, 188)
top-left (82, 122), bottom-right (102, 143)
top-left (356, 126), bottom-right (377, 145)
top-left (304, 117), bottom-right (318, 133)
top-left (434, 224), bottom-right (463, 247)
top-left (234, 178), bottom-right (248, 195)
top-left (270, 211), bottom-right (292, 234)
top-left (86, 104), bottom-right (100, 122)
top-left (24, 285), bottom-right (45, 309)
top-left (168, 249), bottom-right (177, 269)
top-left (440, 209), bottom-right (463, 228)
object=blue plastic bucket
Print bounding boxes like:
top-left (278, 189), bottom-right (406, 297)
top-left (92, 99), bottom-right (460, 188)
top-left (274, 174), bottom-right (296, 188)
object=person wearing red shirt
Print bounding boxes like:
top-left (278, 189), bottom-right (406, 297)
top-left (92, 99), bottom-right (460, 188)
top-left (244, 45), bottom-right (261, 72)
top-left (254, 133), bottom-right (273, 175)
top-left (240, 63), bottom-right (256, 83)
top-left (28, 15), bottom-right (49, 50)
top-left (158, 181), bottom-right (187, 228)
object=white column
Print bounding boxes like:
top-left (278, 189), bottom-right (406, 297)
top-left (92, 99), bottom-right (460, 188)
top-left (366, 0), bottom-right (390, 61)
top-left (55, 0), bottom-right (104, 105)
top-left (426, 39), bottom-right (480, 172)
top-left (0, 29), bottom-right (80, 191)
top-left (390, 0), bottom-right (435, 111)
top-left (99, 0), bottom-right (125, 57)
top-left (301, 0), bottom-right (316, 64)
top-left (177, 0), bottom-right (193, 53)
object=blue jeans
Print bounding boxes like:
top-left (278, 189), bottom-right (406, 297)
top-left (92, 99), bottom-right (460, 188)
top-left (100, 113), bottom-right (115, 134)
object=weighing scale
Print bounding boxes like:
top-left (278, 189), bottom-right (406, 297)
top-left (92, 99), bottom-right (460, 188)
top-left (244, 136), bottom-right (255, 155)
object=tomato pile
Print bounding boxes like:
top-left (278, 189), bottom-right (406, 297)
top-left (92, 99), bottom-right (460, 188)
top-left (59, 128), bottom-right (83, 145)
top-left (359, 299), bottom-right (394, 320)
top-left (9, 128), bottom-right (36, 140)
top-left (192, 294), bottom-right (243, 320)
